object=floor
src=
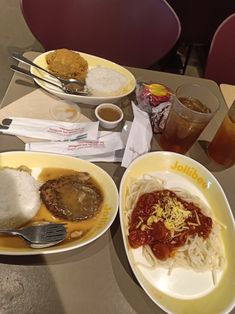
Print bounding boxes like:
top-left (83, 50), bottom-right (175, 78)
top-left (0, 0), bottom-right (205, 103)
top-left (0, 0), bottom-right (43, 103)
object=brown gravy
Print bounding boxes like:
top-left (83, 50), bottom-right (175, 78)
top-left (0, 168), bottom-right (105, 249)
top-left (98, 106), bottom-right (121, 121)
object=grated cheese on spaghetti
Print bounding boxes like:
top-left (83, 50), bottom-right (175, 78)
top-left (138, 196), bottom-right (192, 232)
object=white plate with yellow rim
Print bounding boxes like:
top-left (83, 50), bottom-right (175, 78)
top-left (119, 151), bottom-right (235, 314)
top-left (31, 50), bottom-right (136, 105)
top-left (0, 151), bottom-right (118, 255)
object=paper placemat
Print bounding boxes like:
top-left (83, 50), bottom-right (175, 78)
top-left (0, 89), bottom-right (91, 143)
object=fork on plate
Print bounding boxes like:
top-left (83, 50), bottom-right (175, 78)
top-left (0, 222), bottom-right (67, 248)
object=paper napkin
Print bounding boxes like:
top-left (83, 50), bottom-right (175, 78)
top-left (121, 101), bottom-right (152, 168)
top-left (0, 117), bottom-right (99, 141)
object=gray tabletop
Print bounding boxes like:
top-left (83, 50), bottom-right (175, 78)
top-left (0, 52), bottom-right (234, 314)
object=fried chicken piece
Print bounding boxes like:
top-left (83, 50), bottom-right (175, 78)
top-left (46, 48), bottom-right (88, 82)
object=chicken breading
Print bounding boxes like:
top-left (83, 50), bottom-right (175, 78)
top-left (46, 48), bottom-right (88, 82)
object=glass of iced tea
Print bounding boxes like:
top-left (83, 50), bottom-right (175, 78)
top-left (208, 101), bottom-right (235, 167)
top-left (159, 84), bottom-right (220, 154)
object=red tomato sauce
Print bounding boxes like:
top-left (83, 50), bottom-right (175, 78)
top-left (128, 190), bottom-right (212, 261)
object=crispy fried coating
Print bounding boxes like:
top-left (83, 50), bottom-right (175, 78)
top-left (46, 48), bottom-right (88, 82)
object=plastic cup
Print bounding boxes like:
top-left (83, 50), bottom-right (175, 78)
top-left (95, 103), bottom-right (123, 129)
top-left (208, 101), bottom-right (235, 167)
top-left (159, 84), bottom-right (220, 154)
top-left (50, 100), bottom-right (80, 121)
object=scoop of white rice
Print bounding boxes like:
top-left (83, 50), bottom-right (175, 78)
top-left (0, 168), bottom-right (41, 228)
top-left (86, 66), bottom-right (128, 96)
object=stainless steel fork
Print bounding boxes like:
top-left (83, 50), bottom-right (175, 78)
top-left (0, 223), bottom-right (67, 248)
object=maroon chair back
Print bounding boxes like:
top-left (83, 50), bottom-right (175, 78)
top-left (205, 13), bottom-right (235, 85)
top-left (20, 0), bottom-right (181, 68)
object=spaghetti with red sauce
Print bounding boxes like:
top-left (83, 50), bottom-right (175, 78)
top-left (128, 189), bottom-right (213, 261)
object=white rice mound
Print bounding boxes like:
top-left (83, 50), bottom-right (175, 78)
top-left (0, 168), bottom-right (41, 228)
top-left (86, 66), bottom-right (128, 96)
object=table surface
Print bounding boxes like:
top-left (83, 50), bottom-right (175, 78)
top-left (0, 52), bottom-right (234, 314)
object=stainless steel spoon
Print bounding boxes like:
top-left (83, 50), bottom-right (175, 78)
top-left (11, 65), bottom-right (88, 96)
top-left (12, 52), bottom-right (86, 92)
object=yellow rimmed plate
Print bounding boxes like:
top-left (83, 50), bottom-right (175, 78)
top-left (31, 50), bottom-right (136, 105)
top-left (0, 151), bottom-right (118, 255)
top-left (119, 151), bottom-right (235, 314)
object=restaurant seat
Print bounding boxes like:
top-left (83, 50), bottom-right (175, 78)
top-left (19, 0), bottom-right (181, 68)
top-left (204, 13), bottom-right (235, 85)
top-left (166, 0), bottom-right (235, 74)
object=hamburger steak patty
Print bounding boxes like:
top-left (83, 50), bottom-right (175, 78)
top-left (40, 172), bottom-right (103, 221)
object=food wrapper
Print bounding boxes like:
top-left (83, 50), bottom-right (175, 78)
top-left (136, 81), bottom-right (173, 133)
top-left (25, 131), bottom-right (125, 161)
top-left (0, 117), bottom-right (99, 141)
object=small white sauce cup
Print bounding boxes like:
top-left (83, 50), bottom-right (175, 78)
top-left (95, 103), bottom-right (124, 129)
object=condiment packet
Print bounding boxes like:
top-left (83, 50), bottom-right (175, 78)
top-left (121, 102), bottom-right (152, 168)
top-left (0, 117), bottom-right (99, 141)
top-left (25, 131), bottom-right (125, 159)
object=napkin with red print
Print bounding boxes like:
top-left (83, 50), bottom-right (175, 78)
top-left (0, 117), bottom-right (99, 141)
top-left (25, 131), bottom-right (126, 162)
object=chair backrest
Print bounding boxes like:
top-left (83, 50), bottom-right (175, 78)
top-left (20, 0), bottom-right (181, 68)
top-left (204, 13), bottom-right (235, 85)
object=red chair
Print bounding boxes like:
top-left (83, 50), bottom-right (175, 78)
top-left (204, 13), bottom-right (235, 85)
top-left (20, 0), bottom-right (181, 68)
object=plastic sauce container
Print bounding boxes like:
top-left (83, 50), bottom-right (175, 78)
top-left (95, 103), bottom-right (124, 129)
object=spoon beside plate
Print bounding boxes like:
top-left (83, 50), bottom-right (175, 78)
top-left (12, 53), bottom-right (87, 91)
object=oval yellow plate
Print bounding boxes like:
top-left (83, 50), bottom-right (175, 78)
top-left (0, 151), bottom-right (118, 255)
top-left (31, 50), bottom-right (136, 105)
top-left (119, 151), bottom-right (235, 314)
